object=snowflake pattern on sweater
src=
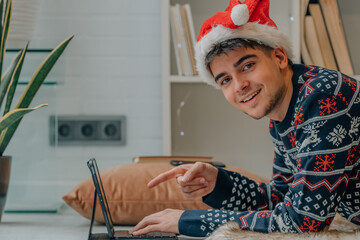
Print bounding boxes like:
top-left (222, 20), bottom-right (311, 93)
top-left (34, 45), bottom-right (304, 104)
top-left (178, 65), bottom-right (360, 237)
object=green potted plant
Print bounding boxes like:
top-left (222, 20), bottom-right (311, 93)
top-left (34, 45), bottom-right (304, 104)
top-left (0, 0), bottom-right (73, 222)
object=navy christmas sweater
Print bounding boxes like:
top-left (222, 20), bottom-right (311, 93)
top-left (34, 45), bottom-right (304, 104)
top-left (178, 64), bottom-right (360, 237)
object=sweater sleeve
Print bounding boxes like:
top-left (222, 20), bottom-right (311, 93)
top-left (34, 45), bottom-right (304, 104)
top-left (178, 89), bottom-right (356, 237)
top-left (178, 161), bottom-right (295, 237)
top-left (202, 162), bottom-right (289, 212)
top-left (178, 164), bottom-right (291, 237)
top-left (201, 119), bottom-right (295, 211)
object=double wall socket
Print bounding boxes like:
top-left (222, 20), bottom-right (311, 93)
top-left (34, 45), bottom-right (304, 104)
top-left (49, 115), bottom-right (126, 146)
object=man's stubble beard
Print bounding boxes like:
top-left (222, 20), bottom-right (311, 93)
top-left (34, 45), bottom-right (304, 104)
top-left (247, 84), bottom-right (287, 120)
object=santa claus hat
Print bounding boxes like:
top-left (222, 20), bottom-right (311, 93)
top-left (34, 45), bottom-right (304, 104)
top-left (195, 0), bottom-right (294, 89)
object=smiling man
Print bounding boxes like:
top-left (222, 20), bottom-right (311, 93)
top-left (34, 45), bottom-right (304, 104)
top-left (131, 0), bottom-right (360, 237)
top-left (208, 41), bottom-right (293, 121)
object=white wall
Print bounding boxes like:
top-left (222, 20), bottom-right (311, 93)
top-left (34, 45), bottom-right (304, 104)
top-left (6, 0), bottom-right (163, 211)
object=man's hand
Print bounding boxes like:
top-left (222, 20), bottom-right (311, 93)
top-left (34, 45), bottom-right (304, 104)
top-left (130, 209), bottom-right (184, 236)
top-left (130, 162), bottom-right (219, 236)
top-left (148, 162), bottom-right (218, 199)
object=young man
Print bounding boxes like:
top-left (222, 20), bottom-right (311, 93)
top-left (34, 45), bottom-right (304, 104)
top-left (131, 0), bottom-right (360, 237)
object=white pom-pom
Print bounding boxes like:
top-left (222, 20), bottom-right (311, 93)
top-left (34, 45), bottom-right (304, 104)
top-left (231, 4), bottom-right (249, 26)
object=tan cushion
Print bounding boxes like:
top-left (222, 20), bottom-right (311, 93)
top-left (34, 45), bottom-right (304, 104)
top-left (62, 162), bottom-right (269, 225)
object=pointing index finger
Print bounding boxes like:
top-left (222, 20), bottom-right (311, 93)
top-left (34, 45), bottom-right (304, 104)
top-left (147, 166), bottom-right (187, 188)
top-left (182, 162), bottom-right (205, 183)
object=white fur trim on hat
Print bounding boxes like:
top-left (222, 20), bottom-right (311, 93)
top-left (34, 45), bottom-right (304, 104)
top-left (195, 22), bottom-right (294, 89)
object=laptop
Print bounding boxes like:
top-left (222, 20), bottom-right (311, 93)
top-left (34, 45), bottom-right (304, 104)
top-left (87, 158), bottom-right (178, 240)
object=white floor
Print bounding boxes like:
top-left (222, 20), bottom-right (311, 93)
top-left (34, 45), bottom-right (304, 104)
top-left (0, 207), bottom-right (108, 240)
top-left (0, 207), bottom-right (202, 240)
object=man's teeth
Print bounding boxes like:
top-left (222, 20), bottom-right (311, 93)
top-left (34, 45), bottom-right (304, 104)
top-left (242, 90), bottom-right (260, 103)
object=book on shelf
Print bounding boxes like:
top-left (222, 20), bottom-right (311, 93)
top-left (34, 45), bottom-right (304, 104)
top-left (183, 4), bottom-right (197, 50)
top-left (174, 4), bottom-right (193, 76)
top-left (170, 5), bottom-right (186, 76)
top-left (308, 3), bottom-right (338, 71)
top-left (304, 15), bottom-right (326, 67)
top-left (133, 156), bottom-right (213, 164)
top-left (180, 4), bottom-right (198, 75)
top-left (169, 3), bottom-right (197, 76)
top-left (319, 0), bottom-right (354, 76)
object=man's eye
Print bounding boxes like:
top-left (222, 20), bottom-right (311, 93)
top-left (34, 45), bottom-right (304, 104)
top-left (243, 62), bottom-right (254, 71)
top-left (220, 78), bottom-right (230, 86)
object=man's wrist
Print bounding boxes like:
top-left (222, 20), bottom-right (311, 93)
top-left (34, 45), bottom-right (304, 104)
top-left (202, 168), bottom-right (234, 208)
top-left (178, 209), bottom-right (212, 237)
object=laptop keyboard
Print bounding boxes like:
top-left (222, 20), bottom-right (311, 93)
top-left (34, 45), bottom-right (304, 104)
top-left (115, 230), bottom-right (177, 238)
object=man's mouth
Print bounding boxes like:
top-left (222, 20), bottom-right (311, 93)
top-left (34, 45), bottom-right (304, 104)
top-left (241, 89), bottom-right (261, 103)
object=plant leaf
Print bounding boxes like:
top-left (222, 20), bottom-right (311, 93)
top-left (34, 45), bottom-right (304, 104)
top-left (0, 35), bottom-right (73, 155)
top-left (0, 0), bottom-right (11, 79)
top-left (3, 43), bottom-right (28, 115)
top-left (0, 49), bottom-right (21, 107)
top-left (0, 104), bottom-right (47, 133)
top-left (16, 35), bottom-right (74, 109)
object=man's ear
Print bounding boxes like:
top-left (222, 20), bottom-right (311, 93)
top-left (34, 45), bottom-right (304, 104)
top-left (272, 47), bottom-right (288, 70)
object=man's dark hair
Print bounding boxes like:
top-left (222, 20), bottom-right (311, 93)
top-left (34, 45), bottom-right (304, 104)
top-left (205, 38), bottom-right (294, 72)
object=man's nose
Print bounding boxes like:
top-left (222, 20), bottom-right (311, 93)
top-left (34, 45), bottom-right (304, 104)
top-left (234, 76), bottom-right (249, 93)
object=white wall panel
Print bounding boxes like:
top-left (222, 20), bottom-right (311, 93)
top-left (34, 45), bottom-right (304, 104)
top-left (5, 0), bottom-right (163, 211)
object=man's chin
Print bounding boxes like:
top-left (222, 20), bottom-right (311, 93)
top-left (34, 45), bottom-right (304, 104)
top-left (244, 103), bottom-right (277, 120)
top-left (244, 111), bottom-right (266, 120)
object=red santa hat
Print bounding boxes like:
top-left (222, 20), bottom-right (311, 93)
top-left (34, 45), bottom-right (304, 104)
top-left (195, 0), bottom-right (294, 89)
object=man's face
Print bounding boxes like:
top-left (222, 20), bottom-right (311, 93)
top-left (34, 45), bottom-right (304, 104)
top-left (209, 46), bottom-right (291, 121)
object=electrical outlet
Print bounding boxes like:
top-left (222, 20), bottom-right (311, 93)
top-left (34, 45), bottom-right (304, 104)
top-left (49, 115), bottom-right (126, 146)
top-left (75, 121), bottom-right (97, 140)
top-left (98, 121), bottom-right (122, 141)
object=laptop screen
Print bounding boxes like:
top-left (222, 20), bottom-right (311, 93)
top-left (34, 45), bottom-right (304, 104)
top-left (87, 158), bottom-right (115, 237)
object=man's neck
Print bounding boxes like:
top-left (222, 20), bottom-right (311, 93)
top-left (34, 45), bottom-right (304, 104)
top-left (267, 65), bottom-right (294, 122)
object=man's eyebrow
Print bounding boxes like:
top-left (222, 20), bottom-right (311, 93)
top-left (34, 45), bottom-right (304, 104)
top-left (215, 73), bottom-right (226, 83)
top-left (233, 54), bottom-right (257, 68)
top-left (214, 54), bottom-right (257, 83)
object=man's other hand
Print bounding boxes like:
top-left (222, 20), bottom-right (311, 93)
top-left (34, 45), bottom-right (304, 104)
top-left (148, 162), bottom-right (218, 199)
top-left (130, 209), bottom-right (184, 236)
